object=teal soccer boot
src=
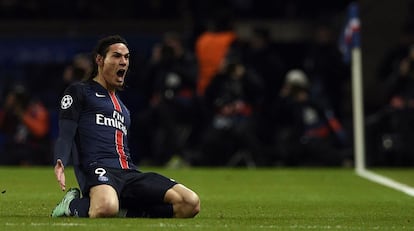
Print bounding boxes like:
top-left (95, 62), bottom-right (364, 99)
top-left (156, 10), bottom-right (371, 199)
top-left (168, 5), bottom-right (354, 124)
top-left (51, 188), bottom-right (80, 217)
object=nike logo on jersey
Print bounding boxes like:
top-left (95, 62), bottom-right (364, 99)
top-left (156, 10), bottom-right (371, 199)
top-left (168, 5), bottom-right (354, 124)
top-left (95, 93), bottom-right (106, 97)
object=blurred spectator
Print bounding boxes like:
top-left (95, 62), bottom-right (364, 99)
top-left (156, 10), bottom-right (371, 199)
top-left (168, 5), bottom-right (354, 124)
top-left (241, 27), bottom-right (286, 145)
top-left (195, 55), bottom-right (265, 166)
top-left (385, 45), bottom-right (414, 108)
top-left (242, 27), bottom-right (286, 101)
top-left (59, 53), bottom-right (93, 96)
top-left (194, 8), bottom-right (238, 96)
top-left (0, 84), bottom-right (51, 165)
top-left (376, 24), bottom-right (414, 84)
top-left (272, 69), bottom-right (351, 166)
top-left (302, 24), bottom-right (349, 119)
top-left (366, 44), bottom-right (414, 166)
top-left (133, 32), bottom-right (200, 166)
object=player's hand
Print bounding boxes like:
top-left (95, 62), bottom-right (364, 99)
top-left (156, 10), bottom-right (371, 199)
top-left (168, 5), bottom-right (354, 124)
top-left (54, 159), bottom-right (66, 191)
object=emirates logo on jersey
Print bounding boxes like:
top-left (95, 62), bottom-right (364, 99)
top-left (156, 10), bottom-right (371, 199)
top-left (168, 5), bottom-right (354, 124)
top-left (95, 111), bottom-right (127, 135)
top-left (61, 95), bottom-right (73, 109)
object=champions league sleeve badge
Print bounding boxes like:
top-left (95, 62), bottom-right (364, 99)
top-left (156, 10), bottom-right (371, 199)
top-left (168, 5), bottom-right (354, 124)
top-left (61, 95), bottom-right (73, 109)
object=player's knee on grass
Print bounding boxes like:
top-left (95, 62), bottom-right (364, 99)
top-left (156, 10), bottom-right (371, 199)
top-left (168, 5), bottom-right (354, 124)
top-left (89, 185), bottom-right (119, 218)
top-left (185, 191), bottom-right (201, 218)
top-left (166, 184), bottom-right (201, 218)
top-left (89, 197), bottom-right (119, 218)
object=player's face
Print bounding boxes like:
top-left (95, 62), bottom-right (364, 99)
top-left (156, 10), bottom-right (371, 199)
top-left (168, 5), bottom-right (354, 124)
top-left (101, 43), bottom-right (130, 91)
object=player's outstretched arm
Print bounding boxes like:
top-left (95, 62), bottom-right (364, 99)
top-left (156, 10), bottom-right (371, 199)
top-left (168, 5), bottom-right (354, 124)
top-left (53, 119), bottom-right (78, 191)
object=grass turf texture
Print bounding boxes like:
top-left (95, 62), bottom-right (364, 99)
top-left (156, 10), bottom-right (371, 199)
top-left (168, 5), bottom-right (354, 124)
top-left (0, 167), bottom-right (413, 230)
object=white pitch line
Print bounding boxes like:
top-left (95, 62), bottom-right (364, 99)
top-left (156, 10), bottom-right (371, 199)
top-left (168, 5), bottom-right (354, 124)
top-left (356, 169), bottom-right (414, 197)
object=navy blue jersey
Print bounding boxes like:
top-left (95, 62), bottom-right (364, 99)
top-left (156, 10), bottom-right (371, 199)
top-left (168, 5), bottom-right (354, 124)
top-left (59, 80), bottom-right (136, 170)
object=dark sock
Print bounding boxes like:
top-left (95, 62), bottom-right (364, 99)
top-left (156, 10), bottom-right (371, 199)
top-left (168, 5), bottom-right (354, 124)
top-left (125, 204), bottom-right (174, 218)
top-left (69, 198), bottom-right (90, 217)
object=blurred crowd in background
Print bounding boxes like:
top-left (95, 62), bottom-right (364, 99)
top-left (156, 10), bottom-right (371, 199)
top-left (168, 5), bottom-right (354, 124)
top-left (1, 0), bottom-right (414, 167)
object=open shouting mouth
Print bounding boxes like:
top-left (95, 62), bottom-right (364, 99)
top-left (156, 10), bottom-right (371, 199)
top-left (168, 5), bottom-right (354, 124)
top-left (117, 69), bottom-right (126, 77)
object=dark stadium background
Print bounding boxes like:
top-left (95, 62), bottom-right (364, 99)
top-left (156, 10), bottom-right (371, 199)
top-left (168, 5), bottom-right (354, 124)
top-left (0, 0), bottom-right (413, 166)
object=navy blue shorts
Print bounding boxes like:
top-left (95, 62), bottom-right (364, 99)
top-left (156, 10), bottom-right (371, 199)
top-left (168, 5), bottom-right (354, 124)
top-left (80, 166), bottom-right (178, 208)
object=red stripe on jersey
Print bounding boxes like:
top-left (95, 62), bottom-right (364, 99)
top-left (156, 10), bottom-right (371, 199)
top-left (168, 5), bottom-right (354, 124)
top-left (109, 92), bottom-right (122, 111)
top-left (109, 92), bottom-right (129, 169)
top-left (115, 130), bottom-right (129, 169)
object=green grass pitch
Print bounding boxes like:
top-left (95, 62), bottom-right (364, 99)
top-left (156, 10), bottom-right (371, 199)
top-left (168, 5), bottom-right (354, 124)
top-left (0, 166), bottom-right (413, 230)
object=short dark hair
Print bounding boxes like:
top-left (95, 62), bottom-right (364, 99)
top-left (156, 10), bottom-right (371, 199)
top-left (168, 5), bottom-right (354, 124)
top-left (94, 35), bottom-right (128, 57)
top-left (88, 35), bottom-right (128, 80)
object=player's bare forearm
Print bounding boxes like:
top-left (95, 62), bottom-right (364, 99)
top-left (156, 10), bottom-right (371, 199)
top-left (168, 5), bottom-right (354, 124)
top-left (54, 159), bottom-right (66, 191)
